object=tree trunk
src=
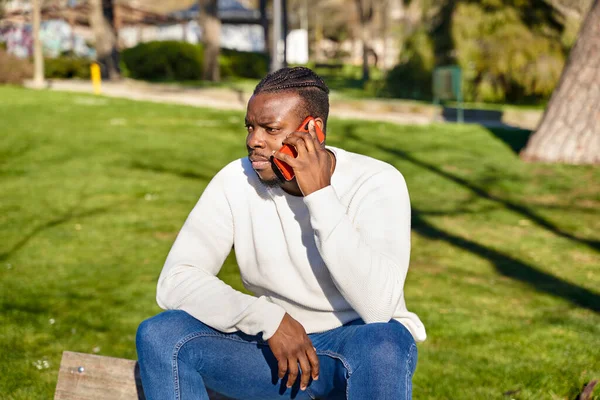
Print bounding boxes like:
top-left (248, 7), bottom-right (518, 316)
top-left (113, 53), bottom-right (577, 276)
top-left (89, 0), bottom-right (120, 80)
top-left (283, 0), bottom-right (288, 68)
top-left (259, 0), bottom-right (270, 57)
top-left (271, 0), bottom-right (284, 72)
top-left (32, 0), bottom-right (45, 88)
top-left (199, 0), bottom-right (221, 82)
top-left (520, 0), bottom-right (600, 165)
top-left (361, 37), bottom-right (370, 81)
top-left (354, 0), bottom-right (372, 82)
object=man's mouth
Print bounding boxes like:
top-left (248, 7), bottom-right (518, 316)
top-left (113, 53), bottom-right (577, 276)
top-left (249, 155), bottom-right (271, 170)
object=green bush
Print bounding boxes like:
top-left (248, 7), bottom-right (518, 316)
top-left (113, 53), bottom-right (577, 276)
top-left (220, 48), bottom-right (268, 79)
top-left (384, 29), bottom-right (434, 100)
top-left (44, 57), bottom-right (91, 79)
top-left (121, 41), bottom-right (268, 81)
top-left (121, 41), bottom-right (204, 81)
top-left (452, 2), bottom-right (564, 103)
top-left (0, 49), bottom-right (32, 85)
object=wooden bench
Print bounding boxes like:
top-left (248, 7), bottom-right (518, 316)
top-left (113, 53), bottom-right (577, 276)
top-left (54, 351), bottom-right (599, 400)
top-left (54, 351), bottom-right (231, 399)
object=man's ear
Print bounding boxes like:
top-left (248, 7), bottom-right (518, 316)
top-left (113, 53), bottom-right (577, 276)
top-left (314, 117), bottom-right (325, 134)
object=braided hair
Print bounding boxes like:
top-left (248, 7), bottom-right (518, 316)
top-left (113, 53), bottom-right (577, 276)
top-left (253, 67), bottom-right (330, 131)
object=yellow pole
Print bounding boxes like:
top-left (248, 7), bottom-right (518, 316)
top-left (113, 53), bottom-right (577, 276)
top-left (90, 62), bottom-right (102, 95)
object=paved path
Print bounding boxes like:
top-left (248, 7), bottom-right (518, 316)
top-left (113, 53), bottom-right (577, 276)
top-left (35, 79), bottom-right (541, 130)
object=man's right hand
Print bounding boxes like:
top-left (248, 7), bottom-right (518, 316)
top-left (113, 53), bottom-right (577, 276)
top-left (267, 313), bottom-right (320, 391)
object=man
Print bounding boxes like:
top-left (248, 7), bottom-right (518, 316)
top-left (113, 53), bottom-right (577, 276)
top-left (137, 67), bottom-right (426, 399)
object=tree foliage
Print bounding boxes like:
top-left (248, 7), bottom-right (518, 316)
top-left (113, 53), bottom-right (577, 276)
top-left (452, 1), bottom-right (565, 102)
top-left (386, 0), bottom-right (593, 103)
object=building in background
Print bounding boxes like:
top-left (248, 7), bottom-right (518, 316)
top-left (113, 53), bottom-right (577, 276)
top-left (286, 28), bottom-right (308, 64)
top-left (123, 0), bottom-right (266, 52)
top-left (0, 0), bottom-right (290, 58)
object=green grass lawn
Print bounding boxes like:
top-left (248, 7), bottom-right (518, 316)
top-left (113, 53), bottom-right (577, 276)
top-left (1, 86), bottom-right (599, 400)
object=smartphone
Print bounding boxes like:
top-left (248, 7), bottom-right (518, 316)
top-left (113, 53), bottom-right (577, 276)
top-left (272, 117), bottom-right (325, 181)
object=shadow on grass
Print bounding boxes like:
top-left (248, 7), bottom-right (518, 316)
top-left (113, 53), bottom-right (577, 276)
top-left (412, 212), bottom-right (600, 313)
top-left (0, 139), bottom-right (35, 168)
top-left (130, 160), bottom-right (215, 182)
top-left (486, 127), bottom-right (533, 154)
top-left (337, 125), bottom-right (600, 312)
top-left (0, 206), bottom-right (110, 262)
top-left (370, 140), bottom-right (600, 253)
top-left (0, 297), bottom-right (51, 318)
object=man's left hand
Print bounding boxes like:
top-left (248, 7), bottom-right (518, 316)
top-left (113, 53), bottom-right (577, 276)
top-left (273, 120), bottom-right (333, 196)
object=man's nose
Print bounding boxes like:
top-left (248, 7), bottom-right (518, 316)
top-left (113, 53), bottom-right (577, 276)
top-left (247, 128), bottom-right (267, 149)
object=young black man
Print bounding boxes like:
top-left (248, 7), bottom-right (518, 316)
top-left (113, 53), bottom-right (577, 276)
top-left (137, 67), bottom-right (426, 400)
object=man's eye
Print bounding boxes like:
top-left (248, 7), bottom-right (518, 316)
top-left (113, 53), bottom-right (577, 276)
top-left (266, 127), bottom-right (279, 133)
top-left (245, 125), bottom-right (253, 132)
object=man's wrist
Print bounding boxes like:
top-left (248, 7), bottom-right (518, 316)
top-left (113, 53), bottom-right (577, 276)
top-left (259, 299), bottom-right (287, 340)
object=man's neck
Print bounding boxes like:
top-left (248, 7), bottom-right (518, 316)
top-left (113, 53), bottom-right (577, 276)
top-left (280, 180), bottom-right (303, 197)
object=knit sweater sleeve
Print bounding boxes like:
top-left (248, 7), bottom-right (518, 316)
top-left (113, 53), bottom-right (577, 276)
top-left (156, 167), bottom-right (286, 340)
top-left (303, 167), bottom-right (412, 323)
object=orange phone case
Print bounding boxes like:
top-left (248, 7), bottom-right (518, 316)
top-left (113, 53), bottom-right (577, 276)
top-left (273, 117), bottom-right (325, 181)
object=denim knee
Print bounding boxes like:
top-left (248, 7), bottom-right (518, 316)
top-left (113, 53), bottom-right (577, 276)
top-left (347, 321), bottom-right (417, 373)
top-left (136, 309), bottom-right (204, 357)
top-left (374, 323), bottom-right (416, 370)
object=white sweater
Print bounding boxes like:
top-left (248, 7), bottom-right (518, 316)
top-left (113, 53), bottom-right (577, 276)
top-left (157, 147), bottom-right (426, 342)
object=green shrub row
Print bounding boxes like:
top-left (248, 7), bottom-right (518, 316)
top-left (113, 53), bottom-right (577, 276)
top-left (120, 41), bottom-right (268, 81)
top-left (44, 57), bottom-right (91, 79)
top-left (220, 47), bottom-right (268, 79)
top-left (0, 50), bottom-right (93, 84)
top-left (120, 41), bottom-right (203, 81)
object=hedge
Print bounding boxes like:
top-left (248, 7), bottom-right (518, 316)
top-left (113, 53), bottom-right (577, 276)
top-left (121, 41), bottom-right (204, 81)
top-left (220, 48), bottom-right (268, 79)
top-left (44, 57), bottom-right (92, 79)
top-left (121, 41), bottom-right (268, 81)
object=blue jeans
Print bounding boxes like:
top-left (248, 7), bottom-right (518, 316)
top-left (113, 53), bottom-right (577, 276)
top-left (137, 310), bottom-right (418, 400)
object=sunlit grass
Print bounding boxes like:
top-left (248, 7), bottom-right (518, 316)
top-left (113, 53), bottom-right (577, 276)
top-left (0, 86), bottom-right (598, 399)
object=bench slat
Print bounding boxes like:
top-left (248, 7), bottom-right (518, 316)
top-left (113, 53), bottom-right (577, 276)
top-left (54, 351), bottom-right (231, 399)
top-left (54, 351), bottom-right (145, 400)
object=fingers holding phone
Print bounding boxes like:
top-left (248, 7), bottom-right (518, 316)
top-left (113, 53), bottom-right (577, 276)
top-left (306, 119), bottom-right (326, 151)
top-left (273, 126), bottom-right (333, 196)
top-left (272, 117), bottom-right (326, 182)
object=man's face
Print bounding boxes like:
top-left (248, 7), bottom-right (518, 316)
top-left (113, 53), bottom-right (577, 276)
top-left (245, 91), bottom-right (306, 186)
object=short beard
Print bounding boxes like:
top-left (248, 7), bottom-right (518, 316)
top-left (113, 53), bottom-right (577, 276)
top-left (258, 165), bottom-right (285, 188)
top-left (258, 174), bottom-right (284, 188)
